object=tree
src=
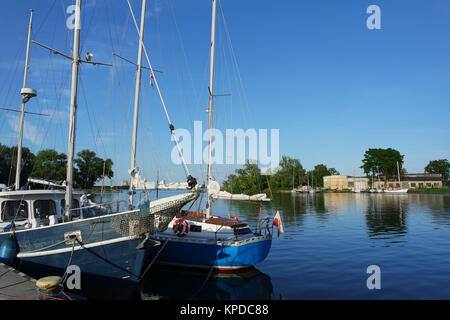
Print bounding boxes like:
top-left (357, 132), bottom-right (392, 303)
top-left (425, 159), bottom-right (449, 185)
top-left (222, 161), bottom-right (267, 195)
top-left (0, 143), bottom-right (35, 187)
top-left (308, 164), bottom-right (340, 188)
top-left (274, 156), bottom-right (306, 188)
top-left (328, 168), bottom-right (340, 176)
top-left (31, 149), bottom-right (67, 181)
top-left (74, 150), bottom-right (113, 189)
top-left (361, 148), bottom-right (404, 183)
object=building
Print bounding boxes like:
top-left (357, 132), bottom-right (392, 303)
top-left (323, 175), bottom-right (369, 191)
top-left (375, 173), bottom-right (443, 189)
top-left (323, 175), bottom-right (348, 190)
top-left (324, 173), bottom-right (444, 190)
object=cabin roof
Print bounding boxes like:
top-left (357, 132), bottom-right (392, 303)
top-left (0, 189), bottom-right (84, 199)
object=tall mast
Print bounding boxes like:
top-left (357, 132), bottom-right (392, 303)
top-left (14, 10), bottom-right (34, 190)
top-left (205, 0), bottom-right (217, 218)
top-left (129, 0), bottom-right (147, 207)
top-left (397, 161), bottom-right (401, 185)
top-left (64, 0), bottom-right (82, 218)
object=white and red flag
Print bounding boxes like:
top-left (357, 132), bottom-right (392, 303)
top-left (273, 210), bottom-right (284, 238)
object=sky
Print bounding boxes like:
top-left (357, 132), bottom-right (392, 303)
top-left (0, 0), bottom-right (449, 186)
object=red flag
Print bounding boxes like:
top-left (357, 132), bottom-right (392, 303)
top-left (273, 210), bottom-right (284, 238)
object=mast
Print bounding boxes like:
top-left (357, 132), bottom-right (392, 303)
top-left (64, 0), bottom-right (82, 218)
top-left (292, 166), bottom-right (295, 190)
top-left (397, 161), bottom-right (401, 185)
top-left (205, 0), bottom-right (217, 218)
top-left (129, 0), bottom-right (147, 207)
top-left (14, 10), bottom-right (34, 190)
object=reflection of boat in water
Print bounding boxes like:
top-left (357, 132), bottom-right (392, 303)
top-left (141, 265), bottom-right (273, 300)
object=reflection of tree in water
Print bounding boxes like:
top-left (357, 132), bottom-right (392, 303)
top-left (309, 194), bottom-right (328, 222)
top-left (269, 193), bottom-right (308, 226)
top-left (407, 195), bottom-right (450, 227)
top-left (365, 195), bottom-right (409, 239)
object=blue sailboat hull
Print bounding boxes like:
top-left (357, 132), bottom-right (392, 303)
top-left (146, 236), bottom-right (272, 270)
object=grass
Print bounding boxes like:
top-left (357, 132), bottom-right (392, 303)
top-left (408, 188), bottom-right (450, 194)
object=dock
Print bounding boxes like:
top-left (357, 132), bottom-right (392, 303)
top-left (0, 263), bottom-right (37, 300)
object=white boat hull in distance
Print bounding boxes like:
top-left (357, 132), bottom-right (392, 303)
top-left (384, 188), bottom-right (409, 194)
top-left (212, 191), bottom-right (271, 202)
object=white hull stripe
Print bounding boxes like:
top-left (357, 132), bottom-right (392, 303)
top-left (151, 235), bottom-right (271, 246)
top-left (17, 236), bottom-right (137, 258)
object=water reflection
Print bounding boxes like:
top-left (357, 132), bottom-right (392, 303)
top-left (364, 194), bottom-right (409, 241)
top-left (141, 265), bottom-right (274, 300)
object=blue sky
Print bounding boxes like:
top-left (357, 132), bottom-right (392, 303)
top-left (1, 0), bottom-right (449, 185)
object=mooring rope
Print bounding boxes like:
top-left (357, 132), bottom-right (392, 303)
top-left (75, 239), bottom-right (138, 278)
top-left (138, 237), bottom-right (170, 285)
top-left (190, 257), bottom-right (218, 300)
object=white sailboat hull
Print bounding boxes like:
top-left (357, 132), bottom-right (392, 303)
top-left (384, 188), bottom-right (409, 194)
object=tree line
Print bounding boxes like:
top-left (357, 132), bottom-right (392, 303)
top-left (222, 149), bottom-right (449, 195)
top-left (361, 148), bottom-right (449, 185)
top-left (0, 143), bottom-right (113, 189)
top-left (222, 156), bottom-right (339, 194)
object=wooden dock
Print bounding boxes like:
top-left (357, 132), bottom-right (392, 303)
top-left (0, 263), bottom-right (37, 300)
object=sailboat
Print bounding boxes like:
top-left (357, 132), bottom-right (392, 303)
top-left (0, 1), bottom-right (197, 294)
top-left (146, 0), bottom-right (273, 270)
top-left (384, 161), bottom-right (408, 194)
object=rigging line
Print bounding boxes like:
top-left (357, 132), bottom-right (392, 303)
top-left (80, 0), bottom-right (98, 53)
top-left (218, 0), bottom-right (255, 129)
top-left (126, 0), bottom-right (191, 179)
top-left (33, 0), bottom-right (58, 36)
top-left (103, 1), bottom-right (133, 137)
top-left (167, 0), bottom-right (201, 131)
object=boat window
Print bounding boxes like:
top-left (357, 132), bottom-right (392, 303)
top-left (60, 199), bottom-right (81, 217)
top-left (234, 227), bottom-right (252, 236)
top-left (34, 200), bottom-right (57, 219)
top-left (190, 225), bottom-right (202, 232)
top-left (1, 200), bottom-right (28, 221)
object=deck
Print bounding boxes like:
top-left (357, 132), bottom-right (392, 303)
top-left (0, 263), bottom-right (37, 300)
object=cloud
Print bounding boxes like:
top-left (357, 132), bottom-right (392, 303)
top-left (7, 114), bottom-right (43, 146)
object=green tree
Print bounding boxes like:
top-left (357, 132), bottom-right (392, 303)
top-left (0, 143), bottom-right (35, 187)
top-left (308, 164), bottom-right (340, 188)
top-left (74, 150), bottom-right (113, 189)
top-left (31, 149), bottom-right (67, 181)
top-left (425, 159), bottom-right (450, 185)
top-left (361, 148), bottom-right (404, 183)
top-left (222, 161), bottom-right (268, 195)
top-left (273, 156), bottom-right (306, 188)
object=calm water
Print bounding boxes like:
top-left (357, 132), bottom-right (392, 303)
top-left (93, 191), bottom-right (450, 300)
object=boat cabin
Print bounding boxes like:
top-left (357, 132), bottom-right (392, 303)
top-left (0, 190), bottom-right (86, 232)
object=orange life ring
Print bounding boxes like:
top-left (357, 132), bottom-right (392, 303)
top-left (230, 215), bottom-right (239, 222)
top-left (173, 219), bottom-right (189, 237)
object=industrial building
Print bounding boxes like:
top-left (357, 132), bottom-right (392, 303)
top-left (323, 175), bottom-right (369, 191)
top-left (324, 173), bottom-right (443, 190)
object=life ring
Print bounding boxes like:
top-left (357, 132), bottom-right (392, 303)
top-left (173, 219), bottom-right (189, 237)
top-left (230, 215), bottom-right (239, 222)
